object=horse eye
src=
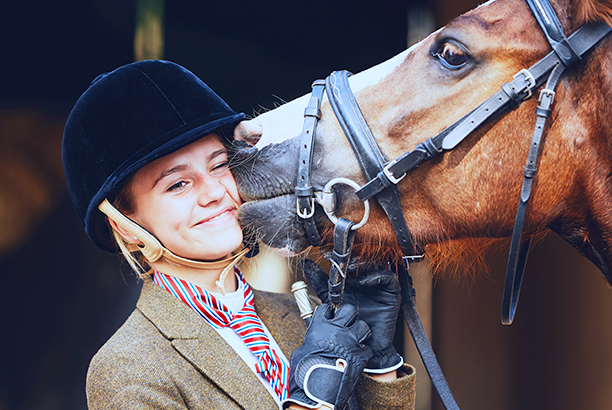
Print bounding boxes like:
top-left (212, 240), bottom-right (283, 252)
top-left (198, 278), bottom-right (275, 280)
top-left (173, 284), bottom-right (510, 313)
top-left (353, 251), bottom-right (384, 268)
top-left (434, 41), bottom-right (468, 69)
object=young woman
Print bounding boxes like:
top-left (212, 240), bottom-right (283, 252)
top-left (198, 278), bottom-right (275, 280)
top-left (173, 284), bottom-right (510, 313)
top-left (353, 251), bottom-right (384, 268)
top-left (62, 60), bottom-right (415, 409)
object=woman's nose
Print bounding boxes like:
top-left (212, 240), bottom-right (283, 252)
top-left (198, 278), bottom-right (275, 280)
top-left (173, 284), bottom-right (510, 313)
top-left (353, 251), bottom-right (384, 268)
top-left (197, 176), bottom-right (226, 205)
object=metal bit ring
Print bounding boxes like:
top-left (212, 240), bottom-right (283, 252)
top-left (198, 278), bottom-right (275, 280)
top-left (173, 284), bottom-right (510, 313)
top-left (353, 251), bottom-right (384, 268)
top-left (318, 178), bottom-right (370, 230)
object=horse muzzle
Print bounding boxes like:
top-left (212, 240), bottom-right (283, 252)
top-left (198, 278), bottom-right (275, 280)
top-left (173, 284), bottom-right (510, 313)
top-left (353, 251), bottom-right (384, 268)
top-left (230, 137), bottom-right (325, 253)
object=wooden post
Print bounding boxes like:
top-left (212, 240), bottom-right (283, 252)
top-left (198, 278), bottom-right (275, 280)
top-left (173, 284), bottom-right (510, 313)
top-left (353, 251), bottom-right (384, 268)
top-left (134, 0), bottom-right (165, 61)
top-left (404, 6), bottom-right (435, 410)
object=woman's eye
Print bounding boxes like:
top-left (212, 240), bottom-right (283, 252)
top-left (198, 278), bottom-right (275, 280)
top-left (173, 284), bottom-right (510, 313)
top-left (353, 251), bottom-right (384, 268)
top-left (212, 161), bottom-right (229, 172)
top-left (167, 181), bottom-right (188, 191)
top-left (434, 42), bottom-right (468, 69)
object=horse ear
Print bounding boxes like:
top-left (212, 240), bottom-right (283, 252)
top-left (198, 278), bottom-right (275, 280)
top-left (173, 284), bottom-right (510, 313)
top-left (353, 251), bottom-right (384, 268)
top-left (574, 0), bottom-right (612, 26)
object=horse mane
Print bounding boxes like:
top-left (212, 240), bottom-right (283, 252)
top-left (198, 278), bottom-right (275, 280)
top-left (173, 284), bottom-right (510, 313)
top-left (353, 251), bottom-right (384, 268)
top-left (319, 224), bottom-right (530, 281)
top-left (425, 237), bottom-right (506, 280)
top-left (574, 0), bottom-right (612, 26)
top-left (316, 235), bottom-right (505, 281)
top-left (317, 219), bottom-right (551, 284)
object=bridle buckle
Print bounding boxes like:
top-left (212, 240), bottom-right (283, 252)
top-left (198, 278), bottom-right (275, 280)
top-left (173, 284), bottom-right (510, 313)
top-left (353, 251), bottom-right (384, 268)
top-left (538, 88), bottom-right (556, 104)
top-left (513, 69), bottom-right (536, 100)
top-left (383, 159), bottom-right (406, 185)
top-left (296, 197), bottom-right (316, 219)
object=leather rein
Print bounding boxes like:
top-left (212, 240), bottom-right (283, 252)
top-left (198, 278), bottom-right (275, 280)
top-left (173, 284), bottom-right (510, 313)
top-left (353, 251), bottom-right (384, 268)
top-left (294, 0), bottom-right (611, 408)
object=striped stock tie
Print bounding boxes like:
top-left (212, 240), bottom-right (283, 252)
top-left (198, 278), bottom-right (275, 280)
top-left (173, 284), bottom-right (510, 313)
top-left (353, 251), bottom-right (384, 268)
top-left (153, 269), bottom-right (289, 401)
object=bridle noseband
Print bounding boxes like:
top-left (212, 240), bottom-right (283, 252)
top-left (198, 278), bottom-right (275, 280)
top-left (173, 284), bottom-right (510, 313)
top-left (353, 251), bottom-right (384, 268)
top-left (294, 1), bottom-right (611, 408)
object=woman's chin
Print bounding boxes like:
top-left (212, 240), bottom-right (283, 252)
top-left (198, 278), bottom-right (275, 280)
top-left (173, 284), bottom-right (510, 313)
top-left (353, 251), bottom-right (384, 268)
top-left (203, 240), bottom-right (244, 261)
top-left (176, 230), bottom-right (244, 262)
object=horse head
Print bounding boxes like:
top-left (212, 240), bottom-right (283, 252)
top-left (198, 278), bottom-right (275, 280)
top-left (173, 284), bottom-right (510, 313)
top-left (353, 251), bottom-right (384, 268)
top-left (231, 0), bottom-right (612, 281)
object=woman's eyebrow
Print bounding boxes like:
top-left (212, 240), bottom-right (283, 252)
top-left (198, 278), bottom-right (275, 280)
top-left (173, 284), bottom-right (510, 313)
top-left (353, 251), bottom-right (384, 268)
top-left (152, 164), bottom-right (189, 189)
top-left (208, 148), bottom-right (228, 161)
top-left (151, 149), bottom-right (227, 189)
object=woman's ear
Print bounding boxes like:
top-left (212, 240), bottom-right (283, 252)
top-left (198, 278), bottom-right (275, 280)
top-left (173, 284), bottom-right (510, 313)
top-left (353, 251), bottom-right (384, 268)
top-left (107, 217), bottom-right (142, 245)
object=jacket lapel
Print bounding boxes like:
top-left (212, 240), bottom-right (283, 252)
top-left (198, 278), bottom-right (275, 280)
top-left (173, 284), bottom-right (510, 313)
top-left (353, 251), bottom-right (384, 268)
top-left (137, 279), bottom-right (278, 409)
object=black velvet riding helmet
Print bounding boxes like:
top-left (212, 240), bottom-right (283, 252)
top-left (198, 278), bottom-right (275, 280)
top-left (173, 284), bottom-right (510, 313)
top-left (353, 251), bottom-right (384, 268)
top-left (62, 60), bottom-right (245, 251)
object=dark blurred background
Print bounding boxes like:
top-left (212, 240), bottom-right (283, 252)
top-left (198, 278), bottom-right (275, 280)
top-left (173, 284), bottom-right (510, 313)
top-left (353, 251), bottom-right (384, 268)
top-left (2, 1), bottom-right (612, 410)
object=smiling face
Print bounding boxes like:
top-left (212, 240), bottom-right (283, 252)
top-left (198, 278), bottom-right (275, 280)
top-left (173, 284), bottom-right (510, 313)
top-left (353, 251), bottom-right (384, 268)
top-left (126, 134), bottom-right (243, 262)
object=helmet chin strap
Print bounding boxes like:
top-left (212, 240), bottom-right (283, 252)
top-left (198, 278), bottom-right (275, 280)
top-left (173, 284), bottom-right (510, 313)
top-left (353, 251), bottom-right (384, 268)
top-left (99, 199), bottom-right (250, 295)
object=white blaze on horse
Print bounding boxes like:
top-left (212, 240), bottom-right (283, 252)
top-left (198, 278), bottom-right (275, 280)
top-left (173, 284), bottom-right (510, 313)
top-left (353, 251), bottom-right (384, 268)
top-left (231, 0), bottom-right (612, 288)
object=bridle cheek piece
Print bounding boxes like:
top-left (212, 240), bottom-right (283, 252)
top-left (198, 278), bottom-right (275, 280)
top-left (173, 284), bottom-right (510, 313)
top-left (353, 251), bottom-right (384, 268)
top-left (293, 0), bottom-right (611, 408)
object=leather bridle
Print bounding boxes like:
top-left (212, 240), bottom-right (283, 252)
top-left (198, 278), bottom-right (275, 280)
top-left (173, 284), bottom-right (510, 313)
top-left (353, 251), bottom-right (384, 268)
top-left (294, 0), bottom-right (611, 408)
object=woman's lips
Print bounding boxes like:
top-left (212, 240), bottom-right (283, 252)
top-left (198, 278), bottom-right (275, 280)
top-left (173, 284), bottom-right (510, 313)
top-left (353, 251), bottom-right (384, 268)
top-left (195, 208), bottom-right (234, 226)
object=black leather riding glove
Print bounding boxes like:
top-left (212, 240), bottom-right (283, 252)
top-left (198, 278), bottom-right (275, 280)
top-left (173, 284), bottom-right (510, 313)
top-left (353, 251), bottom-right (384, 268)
top-left (282, 303), bottom-right (372, 410)
top-left (303, 258), bottom-right (403, 374)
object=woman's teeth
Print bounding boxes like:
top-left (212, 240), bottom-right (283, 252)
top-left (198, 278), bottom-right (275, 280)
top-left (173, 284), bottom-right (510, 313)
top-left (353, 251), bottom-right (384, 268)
top-left (208, 210), bottom-right (230, 222)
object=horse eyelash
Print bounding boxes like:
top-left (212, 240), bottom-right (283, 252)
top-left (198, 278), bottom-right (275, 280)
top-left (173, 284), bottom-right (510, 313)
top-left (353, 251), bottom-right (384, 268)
top-left (430, 40), bottom-right (472, 71)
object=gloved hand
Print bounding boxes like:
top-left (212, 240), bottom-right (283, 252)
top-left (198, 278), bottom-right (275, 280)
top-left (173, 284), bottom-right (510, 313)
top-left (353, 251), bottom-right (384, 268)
top-left (303, 258), bottom-right (403, 374)
top-left (283, 303), bottom-right (372, 410)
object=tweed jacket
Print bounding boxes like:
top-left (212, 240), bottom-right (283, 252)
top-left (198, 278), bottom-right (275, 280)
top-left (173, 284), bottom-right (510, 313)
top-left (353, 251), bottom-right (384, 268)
top-left (86, 278), bottom-right (416, 410)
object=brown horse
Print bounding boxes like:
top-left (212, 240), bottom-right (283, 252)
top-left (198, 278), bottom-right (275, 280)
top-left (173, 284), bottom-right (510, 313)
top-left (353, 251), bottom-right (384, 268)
top-left (231, 0), bottom-right (612, 283)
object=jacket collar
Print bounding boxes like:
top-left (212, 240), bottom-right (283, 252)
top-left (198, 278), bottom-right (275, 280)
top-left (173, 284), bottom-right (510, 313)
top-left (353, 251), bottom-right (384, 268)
top-left (136, 278), bottom-right (279, 409)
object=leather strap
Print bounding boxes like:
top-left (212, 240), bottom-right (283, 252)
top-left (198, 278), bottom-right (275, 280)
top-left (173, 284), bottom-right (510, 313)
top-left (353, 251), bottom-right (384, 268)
top-left (356, 22), bottom-right (612, 202)
top-left (326, 71), bottom-right (386, 175)
top-left (398, 260), bottom-right (460, 410)
top-left (325, 71), bottom-right (421, 256)
top-left (501, 63), bottom-right (565, 324)
top-left (326, 217), bottom-right (355, 308)
top-left (296, 80), bottom-right (326, 247)
top-left (297, 2), bottom-right (610, 410)
top-left (525, 0), bottom-right (580, 67)
top-left (98, 198), bottom-right (251, 295)
top-left (99, 199), bottom-right (249, 269)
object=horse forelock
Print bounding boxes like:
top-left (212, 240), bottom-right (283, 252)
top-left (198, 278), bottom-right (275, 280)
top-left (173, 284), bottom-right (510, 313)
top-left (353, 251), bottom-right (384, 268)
top-left (470, 0), bottom-right (612, 33)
